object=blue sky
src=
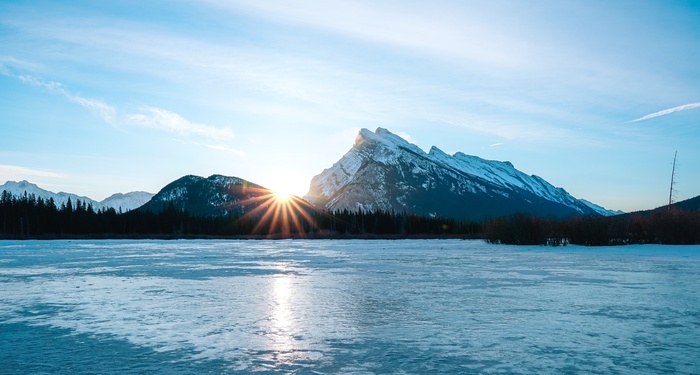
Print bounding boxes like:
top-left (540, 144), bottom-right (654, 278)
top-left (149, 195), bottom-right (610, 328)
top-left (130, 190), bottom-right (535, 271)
top-left (1, 0), bottom-right (699, 212)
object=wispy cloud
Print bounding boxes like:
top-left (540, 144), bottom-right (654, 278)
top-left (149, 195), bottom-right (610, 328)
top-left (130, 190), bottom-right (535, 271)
top-left (1, 17), bottom-right (581, 144)
top-left (1, 5), bottom-right (656, 149)
top-left (211, 0), bottom-right (532, 69)
top-left (0, 56), bottom-right (40, 74)
top-left (167, 138), bottom-right (247, 157)
top-left (0, 164), bottom-right (65, 181)
top-left (4, 60), bottom-right (238, 144)
top-left (396, 132), bottom-right (416, 144)
top-left (68, 95), bottom-right (117, 125)
top-left (203, 144), bottom-right (247, 156)
top-left (489, 142), bottom-right (504, 147)
top-left (631, 102), bottom-right (700, 122)
top-left (14, 73), bottom-right (117, 125)
top-left (127, 106), bottom-right (235, 140)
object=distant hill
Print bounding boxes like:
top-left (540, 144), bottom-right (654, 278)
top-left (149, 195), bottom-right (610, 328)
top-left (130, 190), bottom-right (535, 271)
top-left (625, 194), bottom-right (700, 216)
top-left (671, 195), bottom-right (700, 212)
top-left (139, 174), bottom-right (273, 216)
top-left (0, 180), bottom-right (154, 212)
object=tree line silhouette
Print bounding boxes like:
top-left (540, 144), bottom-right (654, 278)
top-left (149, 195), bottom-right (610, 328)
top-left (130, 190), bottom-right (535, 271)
top-left (483, 210), bottom-right (700, 245)
top-left (0, 191), bottom-right (481, 239)
top-left (2, 190), bottom-right (698, 244)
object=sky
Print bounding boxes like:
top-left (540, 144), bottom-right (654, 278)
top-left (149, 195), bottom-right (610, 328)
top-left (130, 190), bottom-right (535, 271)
top-left (1, 0), bottom-right (699, 212)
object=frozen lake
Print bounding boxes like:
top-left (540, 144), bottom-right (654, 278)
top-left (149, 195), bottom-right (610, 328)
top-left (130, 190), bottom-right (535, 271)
top-left (1, 240), bottom-right (699, 374)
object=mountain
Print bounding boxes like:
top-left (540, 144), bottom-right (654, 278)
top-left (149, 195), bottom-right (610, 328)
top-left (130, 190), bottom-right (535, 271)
top-left (672, 195), bottom-right (700, 212)
top-left (0, 180), bottom-right (154, 212)
top-left (99, 191), bottom-right (157, 212)
top-left (139, 174), bottom-right (272, 216)
top-left (304, 128), bottom-right (619, 220)
top-left (625, 194), bottom-right (700, 216)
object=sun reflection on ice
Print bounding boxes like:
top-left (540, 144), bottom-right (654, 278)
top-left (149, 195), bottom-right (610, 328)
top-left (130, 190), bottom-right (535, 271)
top-left (260, 272), bottom-right (306, 367)
top-left (271, 275), bottom-right (294, 334)
top-left (255, 264), bottom-right (326, 370)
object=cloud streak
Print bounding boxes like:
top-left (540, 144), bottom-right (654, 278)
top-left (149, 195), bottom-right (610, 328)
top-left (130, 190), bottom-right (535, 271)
top-left (0, 16), bottom-right (586, 144)
top-left (4, 61), bottom-right (238, 144)
top-left (211, 0), bottom-right (532, 69)
top-left (631, 102), bottom-right (700, 122)
top-left (0, 164), bottom-right (65, 181)
top-left (127, 106), bottom-right (235, 140)
top-left (167, 139), bottom-right (247, 157)
top-left (204, 144), bottom-right (247, 156)
top-left (14, 73), bottom-right (117, 125)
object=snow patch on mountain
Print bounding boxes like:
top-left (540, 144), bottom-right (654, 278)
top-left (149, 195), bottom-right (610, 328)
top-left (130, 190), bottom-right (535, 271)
top-left (580, 199), bottom-right (624, 216)
top-left (100, 191), bottom-right (157, 212)
top-left (429, 146), bottom-right (583, 209)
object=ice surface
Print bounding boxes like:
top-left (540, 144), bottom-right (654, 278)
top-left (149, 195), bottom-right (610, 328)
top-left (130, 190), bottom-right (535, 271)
top-left (1, 240), bottom-right (699, 374)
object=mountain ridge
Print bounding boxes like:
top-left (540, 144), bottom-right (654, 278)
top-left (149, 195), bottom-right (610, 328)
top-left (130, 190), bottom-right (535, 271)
top-left (3, 129), bottom-right (626, 220)
top-left (304, 127), bottom-right (619, 220)
top-left (621, 194), bottom-right (700, 216)
top-left (0, 180), bottom-right (153, 212)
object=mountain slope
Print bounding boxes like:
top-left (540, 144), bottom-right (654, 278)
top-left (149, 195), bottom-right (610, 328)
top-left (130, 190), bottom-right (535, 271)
top-left (672, 195), bottom-right (700, 212)
top-left (624, 194), bottom-right (700, 216)
top-left (139, 174), bottom-right (271, 216)
top-left (0, 180), bottom-right (153, 212)
top-left (304, 128), bottom-right (616, 220)
top-left (580, 199), bottom-right (624, 216)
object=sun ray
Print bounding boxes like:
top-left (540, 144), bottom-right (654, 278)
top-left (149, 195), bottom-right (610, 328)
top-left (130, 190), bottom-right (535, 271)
top-left (230, 186), bottom-right (324, 238)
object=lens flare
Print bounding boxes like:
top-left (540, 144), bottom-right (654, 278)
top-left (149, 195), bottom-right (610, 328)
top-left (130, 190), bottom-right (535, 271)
top-left (229, 186), bottom-right (323, 238)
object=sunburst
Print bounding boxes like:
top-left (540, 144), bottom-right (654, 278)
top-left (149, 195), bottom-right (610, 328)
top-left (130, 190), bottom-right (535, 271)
top-left (227, 186), bottom-right (321, 238)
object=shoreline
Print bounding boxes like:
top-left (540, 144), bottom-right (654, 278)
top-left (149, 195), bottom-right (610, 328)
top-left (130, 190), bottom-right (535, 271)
top-left (0, 233), bottom-right (482, 241)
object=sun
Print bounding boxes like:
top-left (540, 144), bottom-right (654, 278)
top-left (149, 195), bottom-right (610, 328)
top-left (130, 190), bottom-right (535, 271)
top-left (236, 184), bottom-right (321, 238)
top-left (273, 189), bottom-right (293, 202)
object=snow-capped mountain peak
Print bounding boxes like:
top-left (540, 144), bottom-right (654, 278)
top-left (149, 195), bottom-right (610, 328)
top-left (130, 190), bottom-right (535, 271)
top-left (357, 127), bottom-right (423, 153)
top-left (304, 127), bottom-right (620, 219)
top-left (1, 180), bottom-right (97, 207)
